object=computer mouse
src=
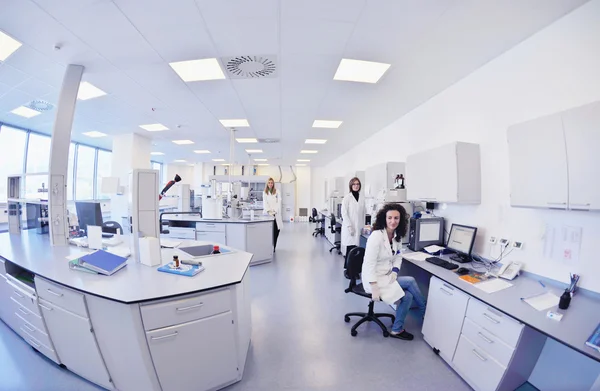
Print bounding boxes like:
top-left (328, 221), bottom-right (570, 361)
top-left (456, 267), bottom-right (470, 275)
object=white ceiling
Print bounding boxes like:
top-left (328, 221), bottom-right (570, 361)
top-left (0, 0), bottom-right (589, 166)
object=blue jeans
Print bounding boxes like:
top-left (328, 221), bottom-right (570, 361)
top-left (391, 276), bottom-right (427, 333)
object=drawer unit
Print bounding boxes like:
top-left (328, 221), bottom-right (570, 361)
top-left (0, 258), bottom-right (6, 276)
top-left (196, 222), bottom-right (226, 233)
top-left (21, 329), bottom-right (60, 364)
top-left (35, 276), bottom-right (87, 317)
top-left (453, 334), bottom-right (506, 391)
top-left (9, 297), bottom-right (46, 331)
top-left (195, 231), bottom-right (226, 244)
top-left (141, 289), bottom-right (231, 331)
top-left (167, 227), bottom-right (196, 240)
top-left (15, 312), bottom-right (53, 349)
top-left (461, 317), bottom-right (515, 368)
top-left (7, 278), bottom-right (41, 317)
top-left (466, 299), bottom-right (523, 347)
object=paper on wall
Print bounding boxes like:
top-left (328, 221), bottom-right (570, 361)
top-left (543, 224), bottom-right (582, 263)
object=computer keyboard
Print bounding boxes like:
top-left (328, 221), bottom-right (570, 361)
top-left (426, 257), bottom-right (459, 270)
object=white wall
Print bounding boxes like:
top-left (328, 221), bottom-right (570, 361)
top-left (312, 0), bottom-right (600, 292)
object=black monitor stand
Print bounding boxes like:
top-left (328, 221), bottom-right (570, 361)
top-left (449, 253), bottom-right (471, 263)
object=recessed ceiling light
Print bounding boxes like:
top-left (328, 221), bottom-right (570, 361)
top-left (193, 150), bottom-right (211, 154)
top-left (150, 152), bottom-right (164, 156)
top-left (169, 58), bottom-right (225, 82)
top-left (10, 106), bottom-right (40, 118)
top-left (296, 164), bottom-right (307, 167)
top-left (173, 159), bottom-right (187, 163)
top-left (312, 120), bottom-right (343, 129)
top-left (236, 138), bottom-right (257, 143)
top-left (172, 140), bottom-right (194, 145)
top-left (245, 149), bottom-right (263, 153)
top-left (77, 81), bottom-right (107, 100)
top-left (300, 150), bottom-right (318, 154)
top-left (140, 123), bottom-right (168, 132)
top-left (297, 159), bottom-right (310, 162)
top-left (254, 158), bottom-right (267, 162)
top-left (0, 31), bottom-right (22, 61)
top-left (333, 59), bottom-right (391, 84)
top-left (220, 119), bottom-right (250, 127)
top-left (305, 139), bottom-right (327, 144)
top-left (212, 158), bottom-right (225, 162)
top-left (257, 164), bottom-right (269, 166)
top-left (221, 163), bottom-right (231, 166)
top-left (82, 131), bottom-right (106, 138)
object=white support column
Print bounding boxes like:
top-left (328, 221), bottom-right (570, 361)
top-left (48, 64), bottom-right (84, 246)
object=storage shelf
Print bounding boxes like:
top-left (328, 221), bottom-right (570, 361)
top-left (7, 198), bottom-right (48, 205)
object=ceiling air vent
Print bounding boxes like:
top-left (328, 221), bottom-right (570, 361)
top-left (25, 100), bottom-right (54, 112)
top-left (257, 138), bottom-right (280, 144)
top-left (222, 55), bottom-right (277, 79)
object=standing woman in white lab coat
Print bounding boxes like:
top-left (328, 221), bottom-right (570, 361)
top-left (341, 177), bottom-right (366, 266)
top-left (263, 177), bottom-right (283, 252)
top-left (362, 203), bottom-right (427, 340)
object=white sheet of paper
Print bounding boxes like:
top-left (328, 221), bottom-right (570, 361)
top-left (65, 251), bottom-right (90, 261)
top-left (403, 252), bottom-right (431, 262)
top-left (474, 278), bottom-right (513, 294)
top-left (424, 245), bottom-right (445, 254)
top-left (524, 292), bottom-right (560, 311)
top-left (87, 225), bottom-right (103, 250)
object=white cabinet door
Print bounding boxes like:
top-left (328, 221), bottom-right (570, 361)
top-left (246, 223), bottom-right (273, 262)
top-left (507, 113), bottom-right (568, 209)
top-left (422, 277), bottom-right (469, 362)
top-left (407, 145), bottom-right (459, 202)
top-left (39, 299), bottom-right (112, 389)
top-left (0, 275), bottom-right (9, 322)
top-left (562, 101), bottom-right (600, 211)
top-left (147, 312), bottom-right (238, 391)
top-left (453, 335), bottom-right (506, 391)
top-left (196, 231), bottom-right (226, 245)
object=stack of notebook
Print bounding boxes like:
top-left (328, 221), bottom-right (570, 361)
top-left (69, 250), bottom-right (128, 276)
top-left (586, 323), bottom-right (600, 353)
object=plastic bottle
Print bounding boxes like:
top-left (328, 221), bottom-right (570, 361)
top-left (211, 245), bottom-right (221, 255)
top-left (173, 255), bottom-right (180, 268)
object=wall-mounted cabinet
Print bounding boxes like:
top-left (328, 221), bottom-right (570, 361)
top-left (507, 101), bottom-right (600, 211)
top-left (406, 142), bottom-right (481, 204)
top-left (365, 162), bottom-right (405, 198)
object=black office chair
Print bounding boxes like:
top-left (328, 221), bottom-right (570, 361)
top-left (102, 221), bottom-right (122, 236)
top-left (344, 247), bottom-right (395, 337)
top-left (311, 208), bottom-right (325, 237)
top-left (328, 214), bottom-right (342, 254)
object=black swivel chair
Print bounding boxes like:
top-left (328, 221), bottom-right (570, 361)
top-left (311, 208), bottom-right (325, 237)
top-left (344, 247), bottom-right (395, 337)
top-left (328, 214), bottom-right (342, 254)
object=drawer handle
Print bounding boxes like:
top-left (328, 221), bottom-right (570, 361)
top-left (23, 324), bottom-right (35, 332)
top-left (39, 303), bottom-right (52, 311)
top-left (483, 313), bottom-right (500, 324)
top-left (18, 307), bottom-right (28, 315)
top-left (46, 289), bottom-right (63, 297)
top-left (471, 349), bottom-right (487, 362)
top-left (176, 303), bottom-right (204, 312)
top-left (151, 332), bottom-right (178, 341)
top-left (439, 288), bottom-right (453, 296)
top-left (27, 338), bottom-right (41, 349)
top-left (477, 332), bottom-right (494, 344)
top-left (13, 291), bottom-right (24, 298)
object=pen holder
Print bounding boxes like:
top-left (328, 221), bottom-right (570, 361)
top-left (558, 290), bottom-right (571, 310)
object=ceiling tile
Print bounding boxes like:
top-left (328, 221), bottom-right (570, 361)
top-left (281, 0), bottom-right (366, 23)
top-left (0, 64), bottom-right (30, 87)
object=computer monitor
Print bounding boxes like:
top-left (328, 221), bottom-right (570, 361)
top-left (75, 201), bottom-right (103, 235)
top-left (408, 217), bottom-right (444, 251)
top-left (446, 224), bottom-right (477, 262)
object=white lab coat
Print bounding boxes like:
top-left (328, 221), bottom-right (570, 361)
top-left (362, 229), bottom-right (405, 305)
top-left (341, 192), bottom-right (366, 248)
top-left (263, 191), bottom-right (283, 229)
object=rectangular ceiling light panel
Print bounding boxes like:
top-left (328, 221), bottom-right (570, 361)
top-left (169, 58), bottom-right (225, 81)
top-left (140, 123), bottom-right (168, 131)
top-left (82, 131), bottom-right (106, 138)
top-left (172, 140), bottom-right (194, 145)
top-left (0, 31), bottom-right (22, 61)
top-left (312, 120), bottom-right (343, 128)
top-left (236, 138), bottom-right (257, 143)
top-left (10, 106), bottom-right (40, 118)
top-left (305, 139), bottom-right (327, 144)
top-left (221, 119), bottom-right (250, 127)
top-left (333, 59), bottom-right (391, 83)
top-left (78, 82), bottom-right (107, 100)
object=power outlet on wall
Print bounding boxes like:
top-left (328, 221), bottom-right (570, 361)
top-left (489, 236), bottom-right (498, 244)
top-left (512, 241), bottom-right (524, 250)
top-left (499, 238), bottom-right (510, 248)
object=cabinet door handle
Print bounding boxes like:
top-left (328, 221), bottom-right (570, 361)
top-left (13, 290), bottom-right (24, 298)
top-left (570, 203), bottom-right (591, 210)
top-left (27, 338), bottom-right (41, 349)
top-left (46, 289), bottom-right (63, 297)
top-left (176, 303), bottom-right (203, 312)
top-left (39, 303), bottom-right (52, 311)
top-left (151, 332), bottom-right (178, 341)
top-left (439, 288), bottom-right (453, 296)
top-left (23, 324), bottom-right (35, 332)
top-left (483, 313), bottom-right (500, 324)
top-left (471, 349), bottom-right (487, 362)
top-left (547, 202), bottom-right (567, 205)
top-left (18, 307), bottom-right (28, 315)
top-left (477, 332), bottom-right (494, 344)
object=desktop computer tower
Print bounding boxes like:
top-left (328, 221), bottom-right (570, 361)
top-left (408, 217), bottom-right (444, 251)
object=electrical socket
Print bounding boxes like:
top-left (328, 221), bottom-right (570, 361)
top-left (489, 236), bottom-right (498, 244)
top-left (499, 238), bottom-right (509, 248)
top-left (512, 241), bottom-right (524, 250)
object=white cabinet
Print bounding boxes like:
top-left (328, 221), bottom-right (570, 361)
top-left (39, 298), bottom-right (113, 389)
top-left (246, 223), bottom-right (273, 262)
top-left (422, 276), bottom-right (470, 362)
top-left (562, 101), bottom-right (600, 211)
top-left (146, 312), bottom-right (238, 391)
top-left (406, 142), bottom-right (481, 204)
top-left (365, 162), bottom-right (405, 198)
top-left (453, 334), bottom-right (507, 391)
top-left (196, 231), bottom-right (226, 244)
top-left (507, 113), bottom-right (568, 209)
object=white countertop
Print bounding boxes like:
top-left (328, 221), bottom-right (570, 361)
top-left (164, 215), bottom-right (274, 224)
top-left (0, 231), bottom-right (252, 304)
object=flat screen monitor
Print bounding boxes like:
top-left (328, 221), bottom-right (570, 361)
top-left (75, 201), bottom-right (103, 235)
top-left (446, 224), bottom-right (477, 256)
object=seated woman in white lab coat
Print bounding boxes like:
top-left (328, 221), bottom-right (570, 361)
top-left (362, 203), bottom-right (427, 340)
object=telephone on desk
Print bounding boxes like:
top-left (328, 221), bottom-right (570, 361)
top-left (496, 261), bottom-right (522, 280)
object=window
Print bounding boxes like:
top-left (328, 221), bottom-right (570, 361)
top-left (67, 143), bottom-right (75, 200)
top-left (75, 145), bottom-right (96, 200)
top-left (26, 133), bottom-right (51, 173)
top-left (96, 150), bottom-right (112, 199)
top-left (0, 126), bottom-right (27, 202)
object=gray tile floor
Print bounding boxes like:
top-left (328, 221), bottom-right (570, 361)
top-left (0, 222), bottom-right (472, 391)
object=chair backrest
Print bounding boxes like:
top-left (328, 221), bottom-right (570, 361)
top-left (346, 247), bottom-right (365, 289)
top-left (102, 220), bottom-right (123, 234)
top-left (330, 214), bottom-right (337, 233)
top-left (312, 208), bottom-right (318, 218)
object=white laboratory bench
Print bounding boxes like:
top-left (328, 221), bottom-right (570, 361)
top-left (162, 214), bottom-right (274, 265)
top-left (0, 231), bottom-right (252, 391)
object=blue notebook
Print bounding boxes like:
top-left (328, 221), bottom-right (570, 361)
top-left (158, 262), bottom-right (205, 277)
top-left (586, 323), bottom-right (600, 353)
top-left (79, 250), bottom-right (128, 276)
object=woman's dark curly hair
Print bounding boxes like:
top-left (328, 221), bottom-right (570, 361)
top-left (372, 203), bottom-right (408, 242)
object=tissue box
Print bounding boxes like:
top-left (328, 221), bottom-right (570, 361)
top-left (139, 237), bottom-right (161, 267)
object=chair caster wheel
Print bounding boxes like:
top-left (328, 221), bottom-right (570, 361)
top-left (344, 270), bottom-right (350, 279)
top-left (351, 330), bottom-right (358, 337)
top-left (383, 331), bottom-right (390, 338)
top-left (344, 316), bottom-right (350, 323)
